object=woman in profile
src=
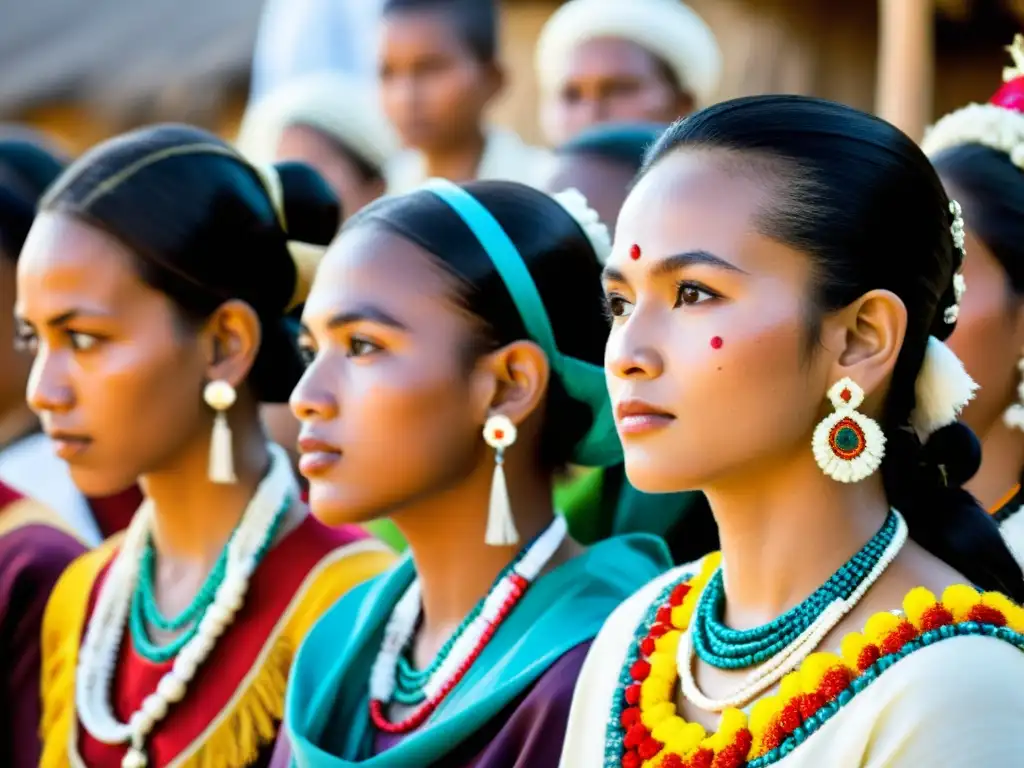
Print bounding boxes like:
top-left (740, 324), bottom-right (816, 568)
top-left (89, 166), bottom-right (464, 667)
top-left (561, 95), bottom-right (1024, 766)
top-left (18, 125), bottom-right (394, 768)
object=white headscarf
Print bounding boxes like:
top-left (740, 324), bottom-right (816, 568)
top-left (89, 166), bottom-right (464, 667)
top-left (235, 72), bottom-right (398, 173)
top-left (535, 0), bottom-right (722, 107)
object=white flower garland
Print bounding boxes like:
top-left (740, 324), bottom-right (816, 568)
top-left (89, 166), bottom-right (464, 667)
top-left (551, 187), bottom-right (613, 264)
top-left (76, 444), bottom-right (296, 768)
top-left (369, 515), bottom-right (568, 705)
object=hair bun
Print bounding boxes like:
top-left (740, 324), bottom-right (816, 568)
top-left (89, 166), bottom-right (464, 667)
top-left (920, 422), bottom-right (982, 489)
top-left (274, 161), bottom-right (342, 246)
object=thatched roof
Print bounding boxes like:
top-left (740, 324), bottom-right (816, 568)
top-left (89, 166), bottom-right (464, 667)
top-left (0, 0), bottom-right (263, 120)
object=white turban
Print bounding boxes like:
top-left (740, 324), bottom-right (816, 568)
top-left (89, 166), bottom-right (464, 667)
top-left (235, 72), bottom-right (398, 173)
top-left (535, 0), bottom-right (722, 108)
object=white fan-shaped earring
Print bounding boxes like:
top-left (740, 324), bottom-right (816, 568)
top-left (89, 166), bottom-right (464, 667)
top-left (812, 378), bottom-right (886, 483)
top-left (482, 414), bottom-right (519, 546)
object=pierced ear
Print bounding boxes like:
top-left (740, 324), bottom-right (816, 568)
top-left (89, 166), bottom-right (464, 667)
top-left (477, 340), bottom-right (550, 425)
top-left (201, 299), bottom-right (263, 387)
top-left (826, 289), bottom-right (907, 400)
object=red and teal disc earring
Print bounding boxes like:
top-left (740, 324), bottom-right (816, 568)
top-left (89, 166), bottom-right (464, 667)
top-left (812, 377), bottom-right (886, 483)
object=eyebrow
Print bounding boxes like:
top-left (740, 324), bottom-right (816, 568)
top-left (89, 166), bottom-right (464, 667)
top-left (603, 249), bottom-right (748, 284)
top-left (15, 309), bottom-right (112, 328)
top-left (301, 305), bottom-right (411, 336)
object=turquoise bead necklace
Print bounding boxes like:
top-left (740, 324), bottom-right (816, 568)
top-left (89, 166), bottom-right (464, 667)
top-left (691, 509), bottom-right (899, 670)
top-left (392, 535), bottom-right (535, 706)
top-left (129, 493), bottom-right (291, 663)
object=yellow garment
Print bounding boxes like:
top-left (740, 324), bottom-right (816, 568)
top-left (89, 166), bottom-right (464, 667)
top-left (40, 532), bottom-right (394, 768)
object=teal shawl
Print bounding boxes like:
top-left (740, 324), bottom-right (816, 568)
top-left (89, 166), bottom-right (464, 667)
top-left (285, 533), bottom-right (671, 767)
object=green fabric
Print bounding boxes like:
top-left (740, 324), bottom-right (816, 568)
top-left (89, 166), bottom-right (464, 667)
top-left (424, 180), bottom-right (621, 468)
top-left (284, 533), bottom-right (672, 767)
top-left (362, 519), bottom-right (407, 552)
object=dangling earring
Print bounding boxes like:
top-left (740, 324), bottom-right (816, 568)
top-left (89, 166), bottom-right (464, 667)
top-left (812, 377), bottom-right (886, 483)
top-left (482, 414), bottom-right (519, 546)
top-left (1004, 355), bottom-right (1024, 431)
top-left (203, 380), bottom-right (237, 484)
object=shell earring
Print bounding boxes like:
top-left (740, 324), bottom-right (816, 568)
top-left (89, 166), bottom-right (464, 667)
top-left (812, 377), bottom-right (886, 483)
top-left (482, 414), bottom-right (519, 546)
top-left (203, 380), bottom-right (237, 484)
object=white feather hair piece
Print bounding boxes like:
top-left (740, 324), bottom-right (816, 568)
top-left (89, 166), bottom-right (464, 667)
top-left (910, 336), bottom-right (979, 439)
top-left (550, 187), bottom-right (613, 264)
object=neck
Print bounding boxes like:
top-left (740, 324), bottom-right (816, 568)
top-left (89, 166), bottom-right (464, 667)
top-left (0, 399), bottom-right (38, 451)
top-left (705, 453), bottom-right (889, 629)
top-left (422, 127), bottom-right (488, 183)
top-left (142, 409), bottom-right (271, 569)
top-left (967, 417), bottom-right (1024, 511)
top-left (392, 456), bottom-right (556, 636)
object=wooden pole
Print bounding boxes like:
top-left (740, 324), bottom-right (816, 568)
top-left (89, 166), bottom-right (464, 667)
top-left (875, 0), bottom-right (934, 141)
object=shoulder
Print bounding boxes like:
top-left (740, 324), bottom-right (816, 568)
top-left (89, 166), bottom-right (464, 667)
top-left (43, 536), bottom-right (121, 639)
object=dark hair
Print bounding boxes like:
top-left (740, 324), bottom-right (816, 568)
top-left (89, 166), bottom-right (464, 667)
top-left (932, 143), bottom-right (1024, 294)
top-left (642, 94), bottom-right (1024, 599)
top-left (557, 122), bottom-right (667, 175)
top-left (0, 138), bottom-right (65, 259)
top-left (383, 0), bottom-right (498, 62)
top-left (40, 123), bottom-right (340, 403)
top-left (344, 180), bottom-right (606, 468)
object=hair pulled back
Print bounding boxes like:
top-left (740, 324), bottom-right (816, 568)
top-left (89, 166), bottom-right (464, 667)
top-left (643, 95), bottom-right (1024, 599)
top-left (932, 144), bottom-right (1024, 296)
top-left (0, 137), bottom-right (65, 259)
top-left (40, 123), bottom-right (340, 403)
top-left (344, 179), bottom-right (608, 469)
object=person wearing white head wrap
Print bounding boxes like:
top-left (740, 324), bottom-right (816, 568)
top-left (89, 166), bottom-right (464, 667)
top-left (236, 72), bottom-right (397, 216)
top-left (535, 0), bottom-right (721, 146)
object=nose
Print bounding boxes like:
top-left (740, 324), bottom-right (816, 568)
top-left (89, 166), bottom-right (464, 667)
top-left (289, 362), bottom-right (339, 422)
top-left (25, 347), bottom-right (74, 415)
top-left (606, 322), bottom-right (664, 382)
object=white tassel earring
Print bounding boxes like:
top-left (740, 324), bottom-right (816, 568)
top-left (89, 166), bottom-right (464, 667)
top-left (203, 380), bottom-right (237, 484)
top-left (1004, 355), bottom-right (1024, 431)
top-left (482, 414), bottom-right (519, 546)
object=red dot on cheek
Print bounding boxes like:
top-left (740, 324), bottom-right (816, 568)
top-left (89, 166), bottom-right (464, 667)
top-left (710, 336), bottom-right (724, 350)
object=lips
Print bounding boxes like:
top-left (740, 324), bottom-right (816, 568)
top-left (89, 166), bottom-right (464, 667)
top-left (47, 432), bottom-right (93, 460)
top-left (297, 434), bottom-right (342, 477)
top-left (615, 399), bottom-right (676, 436)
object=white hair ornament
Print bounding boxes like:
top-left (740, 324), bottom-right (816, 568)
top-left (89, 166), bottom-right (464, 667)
top-left (550, 187), bottom-right (613, 264)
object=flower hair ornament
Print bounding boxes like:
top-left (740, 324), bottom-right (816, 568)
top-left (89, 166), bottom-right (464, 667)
top-left (549, 187), bottom-right (613, 264)
top-left (423, 179), bottom-right (621, 543)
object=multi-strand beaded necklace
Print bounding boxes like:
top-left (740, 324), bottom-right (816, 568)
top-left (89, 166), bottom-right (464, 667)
top-left (368, 515), bottom-right (568, 734)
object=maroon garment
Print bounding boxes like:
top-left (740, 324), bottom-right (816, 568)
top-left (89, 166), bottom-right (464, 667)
top-left (268, 642), bottom-right (590, 768)
top-left (87, 484), bottom-right (144, 539)
top-left (0, 482), bottom-right (86, 768)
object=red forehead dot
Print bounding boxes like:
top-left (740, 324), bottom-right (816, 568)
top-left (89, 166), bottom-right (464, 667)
top-left (629, 244), bottom-right (641, 260)
top-left (710, 336), bottom-right (723, 349)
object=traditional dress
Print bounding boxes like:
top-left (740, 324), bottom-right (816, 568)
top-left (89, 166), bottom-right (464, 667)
top-left (385, 128), bottom-right (554, 194)
top-left (990, 483), bottom-right (1024, 567)
top-left (0, 479), bottom-right (85, 768)
top-left (39, 497), bottom-right (395, 767)
top-left (274, 533), bottom-right (672, 767)
top-left (561, 553), bottom-right (1024, 767)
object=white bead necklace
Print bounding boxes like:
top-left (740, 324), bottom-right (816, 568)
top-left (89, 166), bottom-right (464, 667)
top-left (679, 510), bottom-right (909, 712)
top-left (76, 445), bottom-right (296, 768)
top-left (369, 515), bottom-right (568, 707)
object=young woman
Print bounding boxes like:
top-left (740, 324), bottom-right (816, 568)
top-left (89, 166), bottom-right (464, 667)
top-left (380, 0), bottom-right (551, 192)
top-left (535, 0), bottom-right (720, 146)
top-left (17, 124), bottom-right (395, 768)
top-left (922, 35), bottom-right (1024, 562)
top-left (561, 95), bottom-right (1024, 767)
top-left (272, 180), bottom-right (673, 767)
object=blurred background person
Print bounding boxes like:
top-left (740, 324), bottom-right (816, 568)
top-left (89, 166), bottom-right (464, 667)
top-left (381, 0), bottom-right (551, 191)
top-left (535, 0), bottom-right (721, 146)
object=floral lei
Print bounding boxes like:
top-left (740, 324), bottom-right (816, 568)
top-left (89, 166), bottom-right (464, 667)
top-left (607, 553), bottom-right (1024, 768)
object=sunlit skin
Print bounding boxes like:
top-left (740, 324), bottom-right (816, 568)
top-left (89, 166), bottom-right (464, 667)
top-left (0, 254), bottom-right (37, 448)
top-left (291, 223), bottom-right (581, 681)
top-left (276, 124), bottom-right (385, 216)
top-left (379, 10), bottom-right (502, 180)
top-left (541, 153), bottom-right (637, 237)
top-left (940, 183), bottom-right (1024, 510)
top-left (603, 149), bottom-right (964, 728)
top-left (15, 212), bottom-right (304, 633)
top-left (541, 37), bottom-right (692, 146)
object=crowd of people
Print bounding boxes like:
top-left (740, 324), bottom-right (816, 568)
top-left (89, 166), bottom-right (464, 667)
top-left (1, 0), bottom-right (1024, 765)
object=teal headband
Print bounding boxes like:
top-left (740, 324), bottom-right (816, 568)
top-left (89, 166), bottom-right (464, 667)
top-left (424, 179), bottom-right (621, 468)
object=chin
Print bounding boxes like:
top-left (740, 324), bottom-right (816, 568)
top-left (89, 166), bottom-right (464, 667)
top-left (67, 465), bottom-right (139, 499)
top-left (306, 483), bottom-right (381, 528)
top-left (623, 452), bottom-right (701, 495)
